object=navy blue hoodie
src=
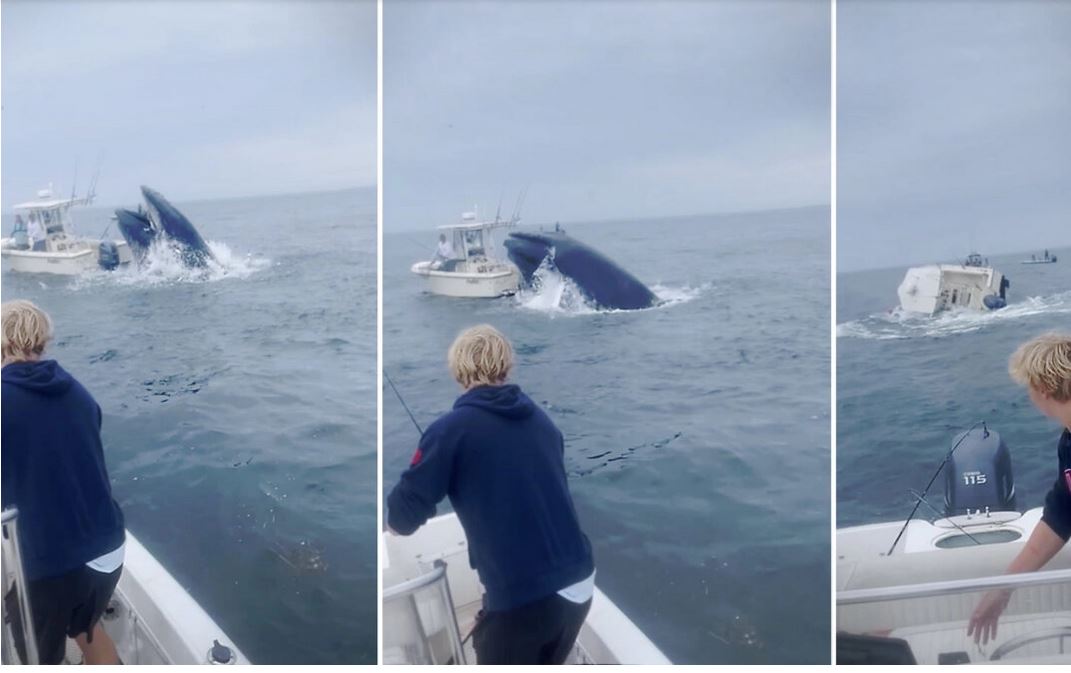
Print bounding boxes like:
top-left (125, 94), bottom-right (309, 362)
top-left (387, 384), bottom-right (594, 612)
top-left (1041, 429), bottom-right (1071, 541)
top-left (1, 360), bottom-right (125, 581)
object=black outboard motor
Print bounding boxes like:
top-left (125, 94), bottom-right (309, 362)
top-left (943, 427), bottom-right (1016, 517)
top-left (98, 241), bottom-right (120, 271)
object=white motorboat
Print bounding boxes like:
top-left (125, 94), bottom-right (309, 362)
top-left (1, 185), bottom-right (132, 275)
top-left (410, 209), bottom-right (520, 298)
top-left (1021, 250), bottom-right (1058, 265)
top-left (2, 509), bottom-right (249, 665)
top-left (897, 253), bottom-right (1010, 315)
top-left (381, 513), bottom-right (670, 665)
top-left (837, 427), bottom-right (1071, 665)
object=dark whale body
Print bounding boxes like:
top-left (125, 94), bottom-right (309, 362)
top-left (114, 186), bottom-right (214, 268)
top-left (504, 230), bottom-right (657, 310)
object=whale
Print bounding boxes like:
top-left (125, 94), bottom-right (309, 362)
top-left (114, 186), bottom-right (214, 268)
top-left (504, 229), bottom-right (658, 310)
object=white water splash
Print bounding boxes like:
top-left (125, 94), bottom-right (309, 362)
top-left (515, 257), bottom-right (708, 316)
top-left (838, 290), bottom-right (1071, 340)
top-left (74, 239), bottom-right (270, 289)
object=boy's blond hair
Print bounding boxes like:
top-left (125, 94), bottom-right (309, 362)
top-left (1009, 332), bottom-right (1071, 402)
top-left (2, 300), bottom-right (53, 364)
top-left (448, 324), bottom-right (513, 389)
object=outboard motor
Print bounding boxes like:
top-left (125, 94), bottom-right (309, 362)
top-left (98, 241), bottom-right (121, 271)
top-left (943, 427), bottom-right (1015, 517)
top-left (982, 294), bottom-right (1006, 310)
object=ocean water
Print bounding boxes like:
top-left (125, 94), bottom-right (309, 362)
top-left (837, 246), bottom-right (1071, 527)
top-left (1, 188), bottom-right (377, 664)
top-left (383, 207), bottom-right (831, 664)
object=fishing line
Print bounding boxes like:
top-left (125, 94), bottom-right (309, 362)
top-left (384, 370), bottom-right (424, 436)
top-left (886, 420), bottom-right (986, 556)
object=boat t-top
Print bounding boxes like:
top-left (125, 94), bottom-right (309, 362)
top-left (1021, 250), bottom-right (1058, 265)
top-left (1, 184), bottom-right (132, 275)
top-left (410, 206), bottom-right (521, 298)
top-left (837, 426), bottom-right (1071, 664)
top-left (897, 252), bottom-right (1010, 315)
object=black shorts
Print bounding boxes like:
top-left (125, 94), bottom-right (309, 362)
top-left (472, 593), bottom-right (592, 665)
top-left (4, 564), bottom-right (122, 665)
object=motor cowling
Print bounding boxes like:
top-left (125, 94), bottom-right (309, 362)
top-left (944, 427), bottom-right (1016, 516)
top-left (983, 294), bottom-right (1006, 310)
top-left (98, 241), bottom-right (120, 271)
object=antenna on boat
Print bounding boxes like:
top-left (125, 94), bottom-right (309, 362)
top-left (494, 190), bottom-right (504, 224)
top-left (69, 160), bottom-right (79, 205)
top-left (885, 420), bottom-right (987, 556)
top-left (511, 186), bottom-right (528, 225)
top-left (384, 371), bottom-right (424, 436)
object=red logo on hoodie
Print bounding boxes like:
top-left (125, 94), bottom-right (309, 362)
top-left (410, 447), bottom-right (423, 467)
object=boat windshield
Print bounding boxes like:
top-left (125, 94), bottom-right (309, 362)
top-left (837, 568), bottom-right (1071, 664)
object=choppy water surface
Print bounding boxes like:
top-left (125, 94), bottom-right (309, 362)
top-left (837, 246), bottom-right (1071, 527)
top-left (384, 207), bottom-right (831, 664)
top-left (1, 188), bottom-right (377, 664)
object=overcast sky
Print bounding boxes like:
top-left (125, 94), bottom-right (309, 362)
top-left (1, 0), bottom-right (375, 209)
top-left (384, 0), bottom-right (830, 231)
top-left (838, 0), bottom-right (1071, 272)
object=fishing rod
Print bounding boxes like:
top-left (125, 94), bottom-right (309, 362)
top-left (384, 370), bottom-right (424, 436)
top-left (886, 420), bottom-right (987, 556)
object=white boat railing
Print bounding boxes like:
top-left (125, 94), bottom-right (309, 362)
top-left (383, 560), bottom-right (467, 665)
top-left (1, 509), bottom-right (40, 665)
top-left (838, 568), bottom-right (1071, 605)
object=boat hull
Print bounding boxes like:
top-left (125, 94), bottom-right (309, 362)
top-left (383, 513), bottom-right (669, 665)
top-left (410, 261), bottom-right (519, 298)
top-left (897, 264), bottom-right (1007, 315)
top-left (102, 531), bottom-right (249, 664)
top-left (1, 239), bottom-right (132, 275)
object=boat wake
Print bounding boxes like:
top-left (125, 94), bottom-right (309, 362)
top-left (75, 239), bottom-right (270, 288)
top-left (837, 290), bottom-right (1071, 340)
top-left (515, 261), bottom-right (707, 317)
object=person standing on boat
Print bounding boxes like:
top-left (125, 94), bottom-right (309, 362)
top-left (1, 300), bottom-right (125, 665)
top-left (27, 213), bottom-right (46, 251)
top-left (387, 324), bottom-right (595, 665)
top-left (969, 332), bottom-right (1071, 645)
top-left (432, 233), bottom-right (455, 269)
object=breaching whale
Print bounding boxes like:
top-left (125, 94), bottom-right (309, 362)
top-left (115, 186), bottom-right (214, 268)
top-left (504, 229), bottom-right (658, 310)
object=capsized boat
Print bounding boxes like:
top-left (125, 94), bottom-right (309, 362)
top-left (1021, 250), bottom-right (1058, 265)
top-left (1, 185), bottom-right (132, 275)
top-left (410, 207), bottom-right (521, 298)
top-left (897, 252), bottom-right (1010, 314)
top-left (837, 426), bottom-right (1071, 665)
top-left (382, 513), bottom-right (670, 664)
top-left (2, 509), bottom-right (249, 665)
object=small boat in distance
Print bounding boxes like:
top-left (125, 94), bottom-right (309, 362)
top-left (2, 509), bottom-right (248, 664)
top-left (1, 184), bottom-right (132, 275)
top-left (382, 513), bottom-right (670, 665)
top-left (837, 426), bottom-right (1071, 665)
top-left (1020, 250), bottom-right (1058, 264)
top-left (410, 204), bottom-right (522, 299)
top-left (897, 252), bottom-right (1010, 315)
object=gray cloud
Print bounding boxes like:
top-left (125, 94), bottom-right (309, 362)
top-left (838, 0), bottom-right (1071, 271)
top-left (385, 0), bottom-right (830, 230)
top-left (2, 0), bottom-right (376, 208)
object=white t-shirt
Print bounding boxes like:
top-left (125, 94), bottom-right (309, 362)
top-left (86, 542), bottom-right (125, 574)
top-left (437, 240), bottom-right (454, 259)
top-left (558, 569), bottom-right (596, 604)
